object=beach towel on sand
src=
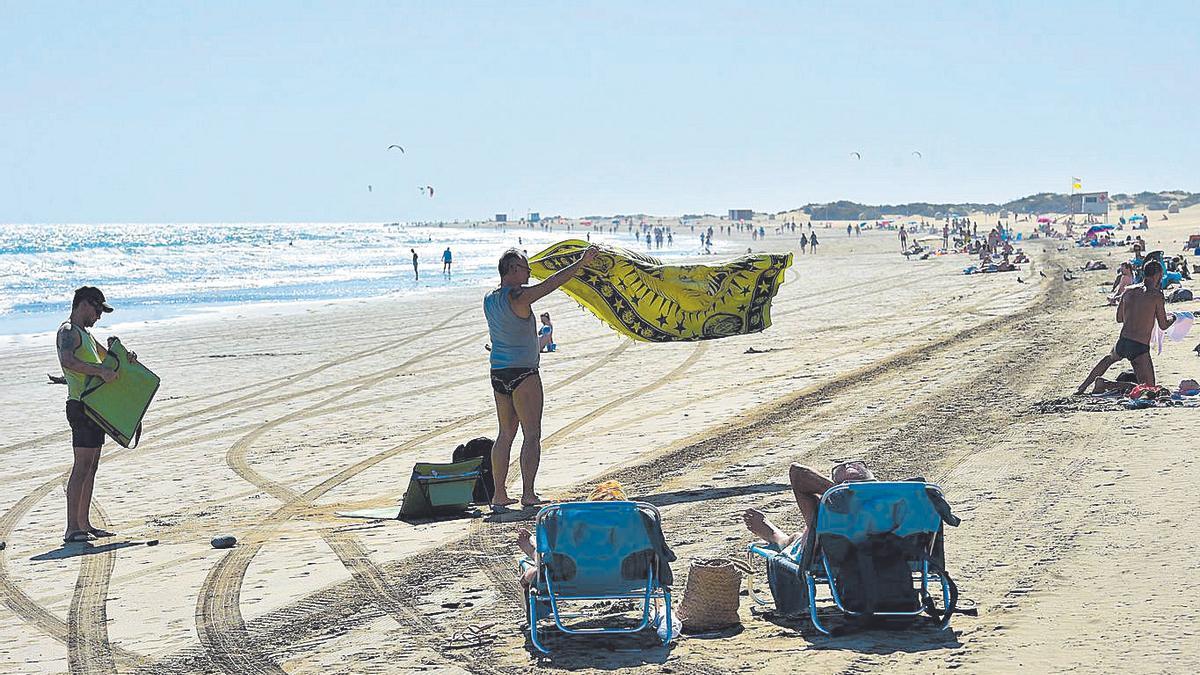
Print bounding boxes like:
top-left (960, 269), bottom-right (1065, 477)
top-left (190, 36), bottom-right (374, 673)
top-left (528, 240), bottom-right (793, 342)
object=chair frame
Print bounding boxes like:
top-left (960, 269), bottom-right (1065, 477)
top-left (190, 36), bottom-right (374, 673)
top-left (525, 502), bottom-right (672, 654)
top-left (748, 482), bottom-right (954, 634)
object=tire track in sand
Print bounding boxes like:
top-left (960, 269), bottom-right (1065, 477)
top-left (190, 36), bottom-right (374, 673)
top-left (0, 480), bottom-right (148, 670)
top-left (0, 307), bottom-right (477, 457)
top-left (67, 504), bottom-right (123, 675)
top-left (170, 263), bottom-right (990, 672)
top-left (0, 313), bottom-right (486, 664)
top-left (147, 270), bottom-right (1054, 673)
top-left (193, 340), bottom-right (633, 674)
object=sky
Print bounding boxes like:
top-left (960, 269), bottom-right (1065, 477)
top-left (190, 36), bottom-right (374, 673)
top-left (2, 1), bottom-right (1198, 223)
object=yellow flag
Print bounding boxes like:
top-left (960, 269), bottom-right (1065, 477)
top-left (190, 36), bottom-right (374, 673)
top-left (1072, 182), bottom-right (1082, 190)
top-left (528, 239), bottom-right (792, 342)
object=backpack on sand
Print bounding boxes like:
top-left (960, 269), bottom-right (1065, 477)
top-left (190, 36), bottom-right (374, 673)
top-left (452, 437), bottom-right (495, 503)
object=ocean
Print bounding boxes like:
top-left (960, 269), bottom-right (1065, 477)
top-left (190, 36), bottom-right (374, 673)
top-left (0, 221), bottom-right (724, 337)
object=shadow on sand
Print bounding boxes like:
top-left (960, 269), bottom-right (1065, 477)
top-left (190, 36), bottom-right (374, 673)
top-left (31, 540), bottom-right (142, 561)
top-left (754, 609), bottom-right (963, 655)
top-left (633, 482), bottom-right (790, 508)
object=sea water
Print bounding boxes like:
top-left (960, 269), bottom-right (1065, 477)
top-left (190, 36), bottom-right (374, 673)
top-left (0, 222), bottom-right (725, 337)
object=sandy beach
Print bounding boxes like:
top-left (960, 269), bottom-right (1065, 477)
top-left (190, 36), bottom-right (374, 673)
top-left (3, 209), bottom-right (1200, 674)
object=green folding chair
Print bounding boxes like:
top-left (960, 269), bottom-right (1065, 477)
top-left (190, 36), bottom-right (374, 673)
top-left (398, 458), bottom-right (485, 518)
top-left (79, 338), bottom-right (160, 448)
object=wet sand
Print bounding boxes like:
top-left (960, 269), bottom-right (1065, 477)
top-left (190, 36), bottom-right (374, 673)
top-left (1, 208), bottom-right (1198, 673)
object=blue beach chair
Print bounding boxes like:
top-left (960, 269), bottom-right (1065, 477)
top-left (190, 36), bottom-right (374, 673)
top-left (749, 481), bottom-right (961, 634)
top-left (523, 501), bottom-right (674, 654)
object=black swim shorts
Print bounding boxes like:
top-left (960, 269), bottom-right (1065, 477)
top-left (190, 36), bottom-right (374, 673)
top-left (490, 368), bottom-right (538, 396)
top-left (66, 400), bottom-right (106, 448)
top-left (1113, 336), bottom-right (1151, 362)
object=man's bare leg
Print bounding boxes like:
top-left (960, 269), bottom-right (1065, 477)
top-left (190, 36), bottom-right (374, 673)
top-left (78, 449), bottom-right (107, 533)
top-left (789, 463), bottom-right (833, 532)
top-left (1077, 353), bottom-right (1120, 394)
top-left (742, 508), bottom-right (798, 549)
top-left (65, 446), bottom-right (99, 538)
top-left (511, 374), bottom-right (545, 506)
top-left (1132, 352), bottom-right (1155, 386)
top-left (516, 527), bottom-right (538, 586)
top-left (490, 392), bottom-right (520, 508)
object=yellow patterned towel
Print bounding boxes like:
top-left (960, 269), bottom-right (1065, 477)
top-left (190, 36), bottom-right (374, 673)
top-left (528, 240), bottom-right (792, 342)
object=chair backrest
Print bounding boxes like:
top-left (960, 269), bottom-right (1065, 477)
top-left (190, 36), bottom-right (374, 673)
top-left (814, 481), bottom-right (948, 613)
top-left (535, 501), bottom-right (662, 596)
top-left (399, 458), bottom-right (483, 516)
top-left (815, 481), bottom-right (943, 543)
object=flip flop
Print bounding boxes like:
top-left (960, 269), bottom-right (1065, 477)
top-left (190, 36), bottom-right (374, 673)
top-left (444, 624), bottom-right (497, 650)
top-left (520, 498), bottom-right (552, 508)
top-left (87, 528), bottom-right (115, 538)
top-left (63, 531), bottom-right (91, 544)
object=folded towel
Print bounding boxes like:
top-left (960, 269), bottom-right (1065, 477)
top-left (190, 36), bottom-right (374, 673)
top-left (766, 552), bottom-right (809, 618)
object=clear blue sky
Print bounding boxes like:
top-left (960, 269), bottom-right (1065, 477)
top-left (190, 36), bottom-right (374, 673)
top-left (2, 1), bottom-right (1197, 223)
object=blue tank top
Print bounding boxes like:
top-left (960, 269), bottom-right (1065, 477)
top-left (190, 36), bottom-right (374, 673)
top-left (484, 287), bottom-right (539, 369)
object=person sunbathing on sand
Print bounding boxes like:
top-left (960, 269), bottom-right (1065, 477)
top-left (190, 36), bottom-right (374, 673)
top-left (742, 461), bottom-right (875, 552)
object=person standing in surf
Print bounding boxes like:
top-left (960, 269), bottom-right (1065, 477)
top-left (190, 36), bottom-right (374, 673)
top-left (442, 246), bottom-right (453, 275)
top-left (56, 287), bottom-right (136, 543)
top-left (411, 248), bottom-right (419, 280)
top-left (484, 246), bottom-right (598, 510)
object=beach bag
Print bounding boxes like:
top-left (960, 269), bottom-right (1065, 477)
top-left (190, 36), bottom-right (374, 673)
top-left (1170, 288), bottom-right (1193, 303)
top-left (676, 557), bottom-right (750, 632)
top-left (451, 437), bottom-right (494, 503)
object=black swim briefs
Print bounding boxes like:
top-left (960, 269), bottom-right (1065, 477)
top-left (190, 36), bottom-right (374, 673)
top-left (490, 367), bottom-right (538, 396)
top-left (66, 400), bottom-right (106, 448)
top-left (1113, 336), bottom-right (1151, 362)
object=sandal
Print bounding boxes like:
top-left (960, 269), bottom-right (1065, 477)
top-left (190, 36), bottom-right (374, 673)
top-left (87, 528), bottom-right (115, 538)
top-left (444, 624), bottom-right (497, 650)
top-left (63, 531), bottom-right (91, 544)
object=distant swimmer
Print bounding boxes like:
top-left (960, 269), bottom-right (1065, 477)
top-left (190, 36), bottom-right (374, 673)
top-left (442, 247), bottom-right (452, 275)
top-left (484, 246), bottom-right (598, 510)
top-left (56, 287), bottom-right (136, 544)
top-left (1077, 260), bottom-right (1174, 394)
top-left (411, 248), bottom-right (419, 280)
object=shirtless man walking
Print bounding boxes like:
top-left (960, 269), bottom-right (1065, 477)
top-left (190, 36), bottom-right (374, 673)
top-left (1077, 260), bottom-right (1175, 394)
top-left (484, 246), bottom-right (598, 509)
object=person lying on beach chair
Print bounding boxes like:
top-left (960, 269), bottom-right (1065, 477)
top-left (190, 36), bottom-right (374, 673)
top-left (517, 480), bottom-right (676, 653)
top-left (742, 461), bottom-right (875, 557)
top-left (744, 463), bottom-right (965, 633)
top-left (515, 480), bottom-right (629, 586)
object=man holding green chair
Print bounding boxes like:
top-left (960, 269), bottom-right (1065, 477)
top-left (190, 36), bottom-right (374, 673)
top-left (56, 286), bottom-right (136, 544)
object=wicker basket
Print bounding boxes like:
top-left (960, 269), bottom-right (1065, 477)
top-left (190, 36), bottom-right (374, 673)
top-left (676, 557), bottom-right (750, 631)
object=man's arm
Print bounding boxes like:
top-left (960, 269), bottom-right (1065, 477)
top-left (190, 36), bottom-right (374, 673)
top-left (1156, 296), bottom-right (1176, 330)
top-left (57, 326), bottom-right (116, 383)
top-left (511, 246), bottom-right (599, 314)
top-left (1116, 294), bottom-right (1126, 324)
